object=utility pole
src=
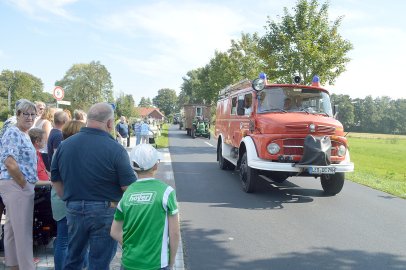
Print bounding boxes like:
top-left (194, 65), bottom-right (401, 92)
top-left (8, 87), bottom-right (11, 112)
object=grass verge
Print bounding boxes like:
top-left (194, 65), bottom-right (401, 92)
top-left (346, 134), bottom-right (406, 199)
top-left (155, 123), bottom-right (169, 149)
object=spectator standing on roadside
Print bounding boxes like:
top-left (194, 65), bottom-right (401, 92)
top-left (110, 144), bottom-right (180, 270)
top-left (47, 110), bottom-right (69, 166)
top-left (51, 102), bottom-right (137, 270)
top-left (73, 109), bottom-right (87, 123)
top-left (35, 106), bottom-right (54, 171)
top-left (133, 121), bottom-right (141, 145)
top-left (51, 120), bottom-right (88, 270)
top-left (0, 99), bottom-right (30, 242)
top-left (28, 128), bottom-right (49, 181)
top-left (33, 101), bottom-right (46, 127)
top-left (63, 109), bottom-right (72, 121)
top-left (140, 120), bottom-right (152, 144)
top-left (0, 99), bottom-right (38, 270)
top-left (116, 116), bottom-right (129, 147)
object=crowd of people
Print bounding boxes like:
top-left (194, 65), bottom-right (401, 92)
top-left (0, 100), bottom-right (179, 270)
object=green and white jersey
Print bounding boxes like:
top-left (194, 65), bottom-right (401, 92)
top-left (114, 178), bottom-right (178, 270)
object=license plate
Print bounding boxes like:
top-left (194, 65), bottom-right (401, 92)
top-left (308, 167), bottom-right (336, 174)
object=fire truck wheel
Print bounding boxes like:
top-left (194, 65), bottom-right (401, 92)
top-left (321, 172), bottom-right (345, 195)
top-left (239, 152), bottom-right (258, 193)
top-left (217, 143), bottom-right (233, 170)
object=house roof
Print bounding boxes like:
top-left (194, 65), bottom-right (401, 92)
top-left (136, 107), bottom-right (165, 117)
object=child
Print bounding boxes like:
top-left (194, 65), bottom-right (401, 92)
top-left (28, 128), bottom-right (49, 181)
top-left (110, 144), bottom-right (180, 270)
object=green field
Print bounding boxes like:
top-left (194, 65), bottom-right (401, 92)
top-left (347, 133), bottom-right (406, 199)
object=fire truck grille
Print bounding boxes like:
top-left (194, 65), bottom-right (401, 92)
top-left (317, 125), bottom-right (336, 134)
top-left (282, 139), bottom-right (341, 156)
top-left (283, 139), bottom-right (304, 155)
top-left (285, 124), bottom-right (336, 134)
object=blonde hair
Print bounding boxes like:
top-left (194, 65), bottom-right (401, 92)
top-left (73, 109), bottom-right (87, 122)
top-left (62, 120), bottom-right (85, 140)
top-left (41, 106), bottom-right (54, 121)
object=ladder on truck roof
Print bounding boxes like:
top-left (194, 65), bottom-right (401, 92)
top-left (218, 79), bottom-right (251, 98)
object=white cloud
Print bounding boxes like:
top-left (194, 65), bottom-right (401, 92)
top-left (99, 2), bottom-right (252, 67)
top-left (331, 56), bottom-right (406, 99)
top-left (6, 0), bottom-right (79, 21)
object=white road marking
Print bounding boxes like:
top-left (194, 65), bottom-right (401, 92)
top-left (205, 142), bottom-right (214, 147)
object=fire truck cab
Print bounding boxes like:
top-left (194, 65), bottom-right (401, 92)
top-left (215, 74), bottom-right (354, 195)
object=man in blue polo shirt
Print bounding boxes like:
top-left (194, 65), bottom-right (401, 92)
top-left (51, 102), bottom-right (137, 270)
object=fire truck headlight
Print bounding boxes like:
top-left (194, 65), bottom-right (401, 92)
top-left (337, 145), bottom-right (346, 157)
top-left (267, 143), bottom-right (280, 154)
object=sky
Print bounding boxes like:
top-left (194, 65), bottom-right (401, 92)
top-left (1, 0), bottom-right (405, 105)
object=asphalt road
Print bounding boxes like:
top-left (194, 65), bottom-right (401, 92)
top-left (169, 125), bottom-right (406, 270)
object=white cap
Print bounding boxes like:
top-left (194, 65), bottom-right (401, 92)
top-left (130, 144), bottom-right (161, 171)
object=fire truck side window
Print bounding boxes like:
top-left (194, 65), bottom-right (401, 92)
top-left (231, 97), bottom-right (237, 115)
top-left (244, 93), bottom-right (253, 115)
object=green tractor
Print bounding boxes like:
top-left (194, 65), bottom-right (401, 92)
top-left (191, 117), bottom-right (211, 139)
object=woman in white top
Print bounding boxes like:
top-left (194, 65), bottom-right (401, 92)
top-left (35, 106), bottom-right (54, 171)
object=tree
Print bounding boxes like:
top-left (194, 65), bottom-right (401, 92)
top-left (116, 93), bottom-right (135, 119)
top-left (0, 70), bottom-right (49, 119)
top-left (228, 32), bottom-right (265, 80)
top-left (330, 94), bottom-right (354, 130)
top-left (152, 88), bottom-right (178, 116)
top-left (139, 97), bottom-right (152, 107)
top-left (259, 0), bottom-right (353, 84)
top-left (55, 61), bottom-right (114, 111)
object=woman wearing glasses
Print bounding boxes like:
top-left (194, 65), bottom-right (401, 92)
top-left (0, 99), bottom-right (38, 270)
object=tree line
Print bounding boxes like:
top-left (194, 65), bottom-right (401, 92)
top-left (332, 94), bottom-right (406, 135)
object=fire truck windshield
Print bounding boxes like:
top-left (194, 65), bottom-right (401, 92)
top-left (257, 87), bottom-right (333, 116)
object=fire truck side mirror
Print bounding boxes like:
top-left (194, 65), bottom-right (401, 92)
top-left (237, 99), bottom-right (245, 116)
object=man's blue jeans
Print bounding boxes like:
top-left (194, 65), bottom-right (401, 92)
top-left (135, 132), bottom-right (141, 145)
top-left (64, 201), bottom-right (117, 270)
top-left (53, 217), bottom-right (68, 270)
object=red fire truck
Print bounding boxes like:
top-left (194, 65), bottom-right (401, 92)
top-left (215, 74), bottom-right (354, 195)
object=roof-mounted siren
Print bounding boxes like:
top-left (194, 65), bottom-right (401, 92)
top-left (252, 72), bottom-right (267, 91)
top-left (312, 75), bottom-right (321, 87)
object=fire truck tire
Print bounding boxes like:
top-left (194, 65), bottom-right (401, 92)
top-left (239, 152), bottom-right (258, 193)
top-left (217, 143), bottom-right (233, 170)
top-left (321, 173), bottom-right (345, 195)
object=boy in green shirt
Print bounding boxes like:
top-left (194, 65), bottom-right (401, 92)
top-left (110, 144), bottom-right (180, 270)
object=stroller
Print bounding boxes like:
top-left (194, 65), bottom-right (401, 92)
top-left (148, 130), bottom-right (157, 148)
top-left (33, 181), bottom-right (57, 246)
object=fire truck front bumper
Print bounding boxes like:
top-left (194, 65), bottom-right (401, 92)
top-left (249, 158), bottom-right (354, 174)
